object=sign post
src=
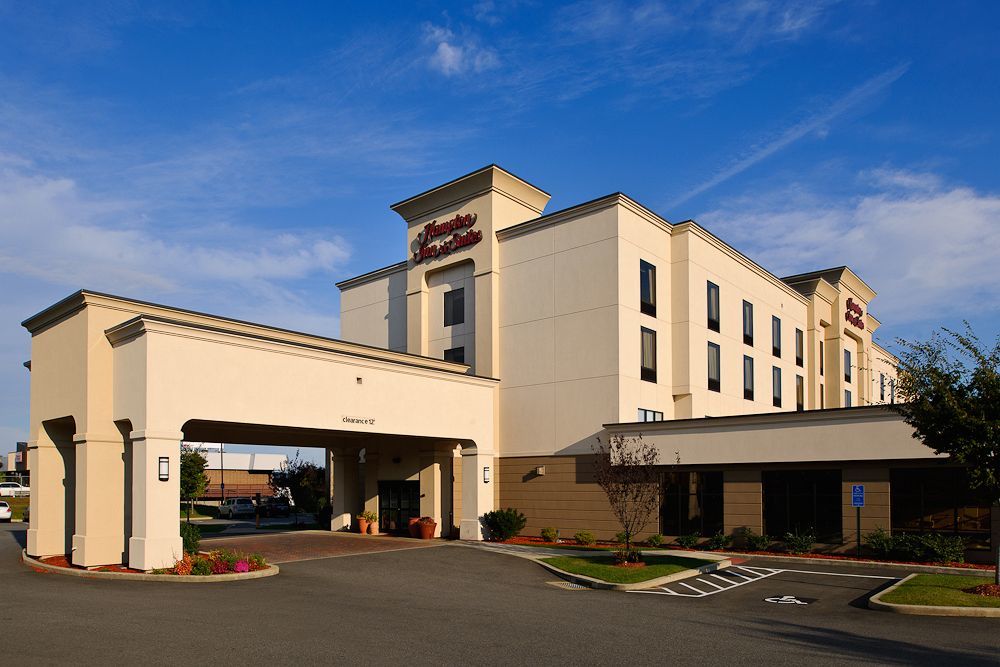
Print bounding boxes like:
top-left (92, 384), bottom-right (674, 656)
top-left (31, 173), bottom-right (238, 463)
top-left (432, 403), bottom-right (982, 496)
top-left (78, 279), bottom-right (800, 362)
top-left (851, 484), bottom-right (865, 557)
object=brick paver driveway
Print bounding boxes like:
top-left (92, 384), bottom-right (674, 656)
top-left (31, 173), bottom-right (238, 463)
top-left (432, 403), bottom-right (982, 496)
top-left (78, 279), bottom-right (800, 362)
top-left (202, 531), bottom-right (442, 563)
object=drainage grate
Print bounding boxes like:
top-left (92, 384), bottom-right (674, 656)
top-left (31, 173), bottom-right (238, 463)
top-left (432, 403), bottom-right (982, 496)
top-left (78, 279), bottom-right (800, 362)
top-left (547, 580), bottom-right (589, 590)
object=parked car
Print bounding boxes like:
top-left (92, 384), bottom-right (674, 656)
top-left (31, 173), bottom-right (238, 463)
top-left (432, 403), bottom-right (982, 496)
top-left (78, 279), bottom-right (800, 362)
top-left (259, 496), bottom-right (291, 518)
top-left (0, 482), bottom-right (29, 498)
top-left (218, 497), bottom-right (256, 519)
top-left (0, 502), bottom-right (11, 522)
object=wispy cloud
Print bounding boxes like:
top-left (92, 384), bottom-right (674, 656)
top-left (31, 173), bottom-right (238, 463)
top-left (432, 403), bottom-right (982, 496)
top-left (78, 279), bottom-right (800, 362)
top-left (697, 168), bottom-right (1000, 334)
top-left (423, 23), bottom-right (500, 77)
top-left (671, 63), bottom-right (909, 207)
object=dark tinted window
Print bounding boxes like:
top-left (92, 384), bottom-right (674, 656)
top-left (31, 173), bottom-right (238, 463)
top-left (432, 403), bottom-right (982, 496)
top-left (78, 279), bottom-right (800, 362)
top-left (743, 355), bottom-right (754, 400)
top-left (890, 468), bottom-right (992, 548)
top-left (795, 329), bottom-right (804, 367)
top-left (772, 366), bottom-right (782, 407)
top-left (742, 300), bottom-right (753, 345)
top-left (444, 288), bottom-right (464, 326)
top-left (772, 316), bottom-right (781, 357)
top-left (640, 260), bottom-right (656, 316)
top-left (707, 282), bottom-right (720, 332)
top-left (641, 327), bottom-right (657, 383)
top-left (707, 342), bottom-right (721, 392)
top-left (763, 469), bottom-right (842, 542)
top-left (661, 472), bottom-right (724, 537)
top-left (444, 346), bottom-right (465, 364)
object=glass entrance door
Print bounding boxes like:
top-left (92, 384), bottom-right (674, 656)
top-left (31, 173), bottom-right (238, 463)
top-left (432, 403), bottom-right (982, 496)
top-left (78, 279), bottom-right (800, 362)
top-left (378, 481), bottom-right (420, 533)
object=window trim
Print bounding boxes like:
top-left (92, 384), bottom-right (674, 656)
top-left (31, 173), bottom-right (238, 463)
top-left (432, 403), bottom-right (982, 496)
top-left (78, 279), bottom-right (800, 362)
top-left (743, 355), bottom-right (754, 401)
top-left (772, 316), bottom-right (782, 358)
top-left (641, 327), bottom-right (657, 383)
top-left (707, 281), bottom-right (720, 333)
top-left (443, 288), bottom-right (465, 327)
top-left (795, 328), bottom-right (804, 367)
top-left (742, 300), bottom-right (754, 346)
top-left (640, 260), bottom-right (656, 317)
top-left (844, 349), bottom-right (852, 383)
top-left (772, 366), bottom-right (782, 408)
top-left (707, 342), bottom-right (721, 392)
top-left (844, 389), bottom-right (852, 407)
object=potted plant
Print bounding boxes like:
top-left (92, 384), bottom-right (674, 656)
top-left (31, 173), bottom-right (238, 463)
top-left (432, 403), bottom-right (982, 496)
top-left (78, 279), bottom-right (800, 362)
top-left (366, 512), bottom-right (379, 535)
top-left (417, 516), bottom-right (437, 540)
top-left (356, 512), bottom-right (371, 535)
top-left (408, 516), bottom-right (421, 538)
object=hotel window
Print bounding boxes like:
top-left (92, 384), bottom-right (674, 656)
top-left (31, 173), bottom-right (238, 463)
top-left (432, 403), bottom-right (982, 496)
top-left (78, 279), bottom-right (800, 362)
top-left (641, 327), bottom-right (657, 383)
top-left (707, 342), bottom-right (721, 392)
top-left (880, 373), bottom-right (886, 401)
top-left (444, 288), bottom-right (464, 327)
top-left (640, 260), bottom-right (656, 317)
top-left (890, 468), bottom-right (992, 548)
top-left (890, 378), bottom-right (896, 404)
top-left (763, 470), bottom-right (843, 542)
top-left (796, 375), bottom-right (804, 411)
top-left (844, 349), bottom-right (852, 383)
top-left (795, 329), bottom-right (804, 367)
top-left (638, 408), bottom-right (664, 422)
top-left (820, 383), bottom-right (825, 409)
top-left (707, 281), bottom-right (720, 332)
top-left (743, 355), bottom-right (754, 401)
top-left (844, 389), bottom-right (852, 407)
top-left (742, 300), bottom-right (754, 345)
top-left (661, 471), bottom-right (724, 537)
top-left (772, 366), bottom-right (782, 408)
top-left (772, 316), bottom-right (781, 357)
top-left (443, 346), bottom-right (465, 364)
top-left (819, 341), bottom-right (825, 376)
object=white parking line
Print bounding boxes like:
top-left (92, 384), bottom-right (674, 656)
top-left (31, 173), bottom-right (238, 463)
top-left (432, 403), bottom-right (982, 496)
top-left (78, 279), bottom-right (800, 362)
top-left (632, 566), bottom-right (782, 597)
top-left (630, 564), bottom-right (898, 598)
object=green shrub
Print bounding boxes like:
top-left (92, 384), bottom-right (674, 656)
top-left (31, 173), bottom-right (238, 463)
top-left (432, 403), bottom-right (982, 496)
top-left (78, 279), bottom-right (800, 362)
top-left (482, 508), bottom-right (527, 541)
top-left (180, 522), bottom-right (201, 554)
top-left (540, 527), bottom-right (560, 543)
top-left (706, 531), bottom-right (733, 550)
top-left (613, 547), bottom-right (642, 564)
top-left (783, 530), bottom-right (816, 554)
top-left (675, 533), bottom-right (700, 549)
top-left (742, 528), bottom-right (770, 551)
top-left (896, 533), bottom-right (966, 564)
top-left (573, 530), bottom-right (596, 545)
top-left (864, 527), bottom-right (896, 558)
top-left (614, 531), bottom-right (629, 544)
top-left (191, 557), bottom-right (212, 576)
top-left (646, 533), bottom-right (665, 547)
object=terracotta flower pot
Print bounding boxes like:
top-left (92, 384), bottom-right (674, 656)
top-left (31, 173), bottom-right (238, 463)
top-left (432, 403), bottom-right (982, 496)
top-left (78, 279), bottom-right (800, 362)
top-left (408, 517), bottom-right (420, 538)
top-left (369, 521), bottom-right (378, 535)
top-left (357, 518), bottom-right (370, 535)
top-left (418, 520), bottom-right (437, 540)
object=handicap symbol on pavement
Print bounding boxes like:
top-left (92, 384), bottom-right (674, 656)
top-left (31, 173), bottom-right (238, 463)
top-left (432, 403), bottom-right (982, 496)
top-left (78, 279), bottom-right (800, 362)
top-left (764, 595), bottom-right (810, 605)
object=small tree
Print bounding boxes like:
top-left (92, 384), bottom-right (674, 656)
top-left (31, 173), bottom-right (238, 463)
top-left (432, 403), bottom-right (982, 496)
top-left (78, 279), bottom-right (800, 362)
top-left (593, 434), bottom-right (661, 562)
top-left (889, 324), bottom-right (999, 583)
top-left (269, 450), bottom-right (326, 526)
top-left (180, 445), bottom-right (208, 523)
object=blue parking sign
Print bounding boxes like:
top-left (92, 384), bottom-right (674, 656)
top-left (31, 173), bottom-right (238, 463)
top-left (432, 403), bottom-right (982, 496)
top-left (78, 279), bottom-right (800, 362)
top-left (852, 484), bottom-right (865, 507)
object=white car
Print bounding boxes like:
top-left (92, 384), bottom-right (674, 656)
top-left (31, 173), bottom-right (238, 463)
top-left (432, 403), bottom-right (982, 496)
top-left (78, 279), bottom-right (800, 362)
top-left (0, 501), bottom-right (11, 522)
top-left (218, 497), bottom-right (256, 519)
top-left (0, 482), bottom-right (28, 498)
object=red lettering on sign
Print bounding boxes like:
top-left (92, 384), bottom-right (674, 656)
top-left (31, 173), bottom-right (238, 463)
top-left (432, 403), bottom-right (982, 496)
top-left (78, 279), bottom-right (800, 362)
top-left (845, 298), bottom-right (865, 330)
top-left (413, 213), bottom-right (482, 263)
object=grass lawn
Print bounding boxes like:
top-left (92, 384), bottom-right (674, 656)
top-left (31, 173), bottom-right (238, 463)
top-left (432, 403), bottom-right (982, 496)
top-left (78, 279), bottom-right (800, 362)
top-left (179, 504), bottom-right (218, 520)
top-left (514, 542), bottom-right (614, 552)
top-left (3, 497), bottom-right (29, 521)
top-left (541, 554), bottom-right (716, 584)
top-left (881, 574), bottom-right (1000, 608)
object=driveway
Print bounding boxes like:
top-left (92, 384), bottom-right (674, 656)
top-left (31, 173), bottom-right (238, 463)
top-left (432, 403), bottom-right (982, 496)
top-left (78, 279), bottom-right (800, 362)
top-left (201, 530), bottom-right (441, 563)
top-left (1, 523), bottom-right (997, 665)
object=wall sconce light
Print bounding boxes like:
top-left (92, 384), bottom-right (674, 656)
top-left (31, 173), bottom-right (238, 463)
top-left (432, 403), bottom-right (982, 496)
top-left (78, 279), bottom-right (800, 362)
top-left (158, 456), bottom-right (169, 482)
top-left (534, 465), bottom-right (546, 476)
top-left (483, 466), bottom-right (491, 484)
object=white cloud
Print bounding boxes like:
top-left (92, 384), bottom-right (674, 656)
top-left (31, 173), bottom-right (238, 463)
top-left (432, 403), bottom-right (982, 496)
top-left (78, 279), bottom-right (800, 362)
top-left (423, 23), bottom-right (500, 77)
top-left (697, 170), bottom-right (1000, 327)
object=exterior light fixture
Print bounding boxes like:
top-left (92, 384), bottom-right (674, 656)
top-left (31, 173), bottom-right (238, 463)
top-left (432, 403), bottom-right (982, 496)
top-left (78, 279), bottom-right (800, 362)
top-left (535, 465), bottom-right (546, 476)
top-left (158, 457), bottom-right (169, 482)
top-left (483, 466), bottom-right (491, 484)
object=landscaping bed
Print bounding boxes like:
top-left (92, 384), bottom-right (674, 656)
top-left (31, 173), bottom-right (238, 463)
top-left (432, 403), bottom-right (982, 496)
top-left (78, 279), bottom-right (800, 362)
top-left (879, 574), bottom-right (1000, 608)
top-left (540, 554), bottom-right (717, 584)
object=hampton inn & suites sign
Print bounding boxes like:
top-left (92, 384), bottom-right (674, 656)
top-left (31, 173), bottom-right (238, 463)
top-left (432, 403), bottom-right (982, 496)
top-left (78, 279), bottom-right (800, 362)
top-left (413, 213), bottom-right (483, 263)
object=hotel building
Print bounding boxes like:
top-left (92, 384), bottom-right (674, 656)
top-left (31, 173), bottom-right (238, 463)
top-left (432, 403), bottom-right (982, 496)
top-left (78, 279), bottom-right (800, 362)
top-left (20, 165), bottom-right (994, 570)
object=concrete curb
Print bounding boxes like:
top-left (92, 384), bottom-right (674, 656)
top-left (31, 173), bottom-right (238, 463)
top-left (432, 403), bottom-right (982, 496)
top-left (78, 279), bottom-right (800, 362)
top-left (868, 573), bottom-right (1000, 617)
top-left (537, 556), bottom-right (733, 591)
top-left (707, 550), bottom-right (995, 577)
top-left (22, 550), bottom-right (279, 583)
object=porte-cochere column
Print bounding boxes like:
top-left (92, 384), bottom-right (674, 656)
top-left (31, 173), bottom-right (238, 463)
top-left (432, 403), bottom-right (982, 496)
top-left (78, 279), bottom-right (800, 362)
top-left (128, 429), bottom-right (183, 571)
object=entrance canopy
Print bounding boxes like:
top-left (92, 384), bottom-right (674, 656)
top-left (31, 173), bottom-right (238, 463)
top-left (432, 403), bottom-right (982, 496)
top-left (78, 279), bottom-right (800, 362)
top-left (22, 291), bottom-right (498, 570)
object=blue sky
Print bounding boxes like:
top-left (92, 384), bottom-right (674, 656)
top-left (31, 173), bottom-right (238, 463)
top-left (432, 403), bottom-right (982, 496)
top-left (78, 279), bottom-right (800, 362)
top-left (1, 1), bottom-right (998, 460)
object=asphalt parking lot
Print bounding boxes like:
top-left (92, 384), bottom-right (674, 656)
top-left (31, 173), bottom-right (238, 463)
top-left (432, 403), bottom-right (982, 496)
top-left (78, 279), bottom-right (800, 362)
top-left (2, 523), bottom-right (996, 666)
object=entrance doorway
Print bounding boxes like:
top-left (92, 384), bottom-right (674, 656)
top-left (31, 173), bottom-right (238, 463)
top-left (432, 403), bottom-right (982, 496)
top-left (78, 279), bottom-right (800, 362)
top-left (378, 481), bottom-right (420, 534)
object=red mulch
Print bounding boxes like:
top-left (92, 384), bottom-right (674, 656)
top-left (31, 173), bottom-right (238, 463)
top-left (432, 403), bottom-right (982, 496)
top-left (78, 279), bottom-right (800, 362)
top-left (38, 555), bottom-right (144, 573)
top-left (616, 562), bottom-right (646, 569)
top-left (963, 584), bottom-right (1000, 598)
top-left (499, 536), bottom-right (994, 570)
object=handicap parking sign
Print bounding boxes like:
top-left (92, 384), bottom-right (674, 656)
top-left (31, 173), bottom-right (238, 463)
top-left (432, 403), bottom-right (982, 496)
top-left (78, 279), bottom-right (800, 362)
top-left (852, 484), bottom-right (865, 507)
